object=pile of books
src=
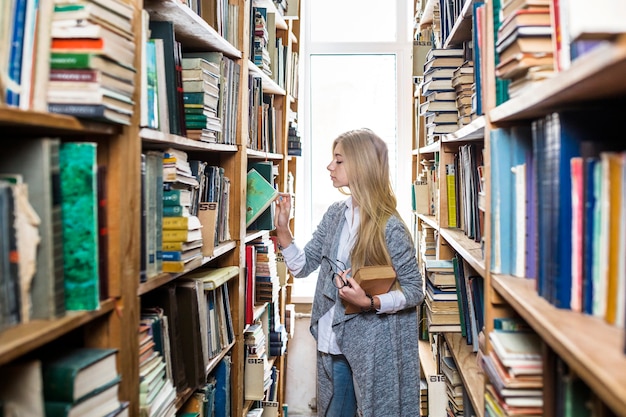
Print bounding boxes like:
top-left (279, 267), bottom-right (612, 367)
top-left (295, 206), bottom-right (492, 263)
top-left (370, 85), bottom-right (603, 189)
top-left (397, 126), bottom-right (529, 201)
top-left (48, 0), bottom-right (136, 125)
top-left (253, 7), bottom-right (271, 76)
top-left (495, 0), bottom-right (554, 98)
top-left (181, 55), bottom-right (222, 142)
top-left (42, 348), bottom-right (130, 417)
top-left (482, 318), bottom-right (544, 416)
top-left (419, 48), bottom-right (465, 144)
top-left (424, 259), bottom-right (461, 333)
top-left (451, 61), bottom-right (475, 127)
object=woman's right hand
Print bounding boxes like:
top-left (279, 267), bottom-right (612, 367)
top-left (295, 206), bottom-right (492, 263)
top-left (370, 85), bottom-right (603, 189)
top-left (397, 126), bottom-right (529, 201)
top-left (274, 192), bottom-right (292, 229)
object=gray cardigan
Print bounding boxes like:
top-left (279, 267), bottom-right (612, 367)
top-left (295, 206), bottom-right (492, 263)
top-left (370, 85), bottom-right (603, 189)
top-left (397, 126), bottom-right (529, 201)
top-left (294, 201), bottom-right (424, 417)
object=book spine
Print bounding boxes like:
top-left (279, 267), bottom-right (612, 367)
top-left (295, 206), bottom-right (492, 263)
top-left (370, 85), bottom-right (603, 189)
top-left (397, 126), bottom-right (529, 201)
top-left (59, 142), bottom-right (100, 310)
top-left (162, 229), bottom-right (189, 242)
top-left (49, 69), bottom-right (98, 82)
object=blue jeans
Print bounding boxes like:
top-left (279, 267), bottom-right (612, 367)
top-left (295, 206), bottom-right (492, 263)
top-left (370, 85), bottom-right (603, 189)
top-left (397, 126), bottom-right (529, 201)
top-left (327, 354), bottom-right (357, 417)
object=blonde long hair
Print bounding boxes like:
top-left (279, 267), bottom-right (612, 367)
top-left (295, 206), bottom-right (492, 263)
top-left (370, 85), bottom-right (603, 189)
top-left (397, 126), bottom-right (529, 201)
top-left (333, 128), bottom-right (406, 271)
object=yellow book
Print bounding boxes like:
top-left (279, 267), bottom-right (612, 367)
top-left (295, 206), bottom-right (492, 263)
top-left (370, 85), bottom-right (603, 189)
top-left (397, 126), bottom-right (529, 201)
top-left (162, 215), bottom-right (202, 230)
top-left (162, 228), bottom-right (203, 242)
top-left (446, 164), bottom-right (457, 228)
top-left (604, 152), bottom-right (624, 325)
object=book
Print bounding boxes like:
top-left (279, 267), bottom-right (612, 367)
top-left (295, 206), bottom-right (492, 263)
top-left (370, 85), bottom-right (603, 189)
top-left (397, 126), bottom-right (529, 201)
top-left (52, 1), bottom-right (133, 37)
top-left (246, 168), bottom-right (278, 228)
top-left (489, 330), bottom-right (542, 367)
top-left (50, 53), bottom-right (135, 81)
top-left (344, 265), bottom-right (398, 314)
top-left (0, 139), bottom-right (66, 320)
top-left (0, 359), bottom-right (45, 417)
top-left (59, 142), bottom-right (100, 311)
top-left (42, 348), bottom-right (118, 403)
top-left (162, 254), bottom-right (203, 273)
top-left (149, 20), bottom-right (185, 136)
top-left (162, 228), bottom-right (203, 243)
top-left (44, 377), bottom-right (121, 417)
top-left (49, 68), bottom-right (134, 95)
top-left (48, 103), bottom-right (132, 125)
top-left (162, 215), bottom-right (202, 230)
top-left (50, 36), bottom-right (135, 69)
top-left (163, 188), bottom-right (192, 206)
top-left (247, 161), bottom-right (276, 231)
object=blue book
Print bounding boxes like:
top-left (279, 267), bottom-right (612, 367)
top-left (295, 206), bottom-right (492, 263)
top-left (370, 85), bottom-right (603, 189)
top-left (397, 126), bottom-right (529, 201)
top-left (582, 157), bottom-right (599, 315)
top-left (490, 128), bottom-right (514, 276)
top-left (214, 357), bottom-right (231, 417)
top-left (5, 0), bottom-right (28, 106)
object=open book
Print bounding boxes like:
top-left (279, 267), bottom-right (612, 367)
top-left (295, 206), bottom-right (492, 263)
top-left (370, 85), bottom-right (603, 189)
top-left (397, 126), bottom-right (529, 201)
top-left (344, 265), bottom-right (398, 314)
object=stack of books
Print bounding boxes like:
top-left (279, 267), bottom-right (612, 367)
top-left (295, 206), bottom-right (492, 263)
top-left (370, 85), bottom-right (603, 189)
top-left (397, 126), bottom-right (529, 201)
top-left (419, 222), bottom-right (437, 261)
top-left (42, 348), bottom-right (128, 417)
top-left (138, 323), bottom-right (176, 417)
top-left (419, 48), bottom-right (465, 144)
top-left (181, 56), bottom-right (222, 142)
top-left (287, 119), bottom-right (302, 156)
top-left (48, 0), bottom-right (136, 125)
top-left (420, 379), bottom-right (428, 416)
top-left (495, 0), bottom-right (554, 97)
top-left (161, 215), bottom-right (203, 273)
top-left (424, 259), bottom-right (461, 333)
top-left (441, 350), bottom-right (464, 416)
top-left (253, 7), bottom-right (271, 76)
top-left (252, 236), bottom-right (280, 303)
top-left (482, 323), bottom-right (544, 416)
top-left (451, 61), bottom-right (475, 127)
top-left (244, 322), bottom-right (269, 402)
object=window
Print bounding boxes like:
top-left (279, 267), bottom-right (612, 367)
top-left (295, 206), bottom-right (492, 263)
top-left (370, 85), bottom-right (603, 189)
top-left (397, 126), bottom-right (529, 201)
top-left (291, 0), bottom-right (414, 301)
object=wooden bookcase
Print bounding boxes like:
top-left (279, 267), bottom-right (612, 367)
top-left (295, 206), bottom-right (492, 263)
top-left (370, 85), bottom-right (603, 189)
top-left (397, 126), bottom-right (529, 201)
top-left (0, 0), bottom-right (300, 416)
top-left (414, 0), bottom-right (626, 416)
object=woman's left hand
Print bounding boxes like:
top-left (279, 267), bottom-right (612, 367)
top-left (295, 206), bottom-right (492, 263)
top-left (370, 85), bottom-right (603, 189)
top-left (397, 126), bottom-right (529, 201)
top-left (338, 274), bottom-right (371, 310)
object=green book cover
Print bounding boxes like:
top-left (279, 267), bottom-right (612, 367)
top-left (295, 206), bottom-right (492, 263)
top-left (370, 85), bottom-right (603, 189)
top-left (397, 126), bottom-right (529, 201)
top-left (59, 142), bottom-right (100, 311)
top-left (246, 168), bottom-right (278, 228)
top-left (42, 348), bottom-right (118, 402)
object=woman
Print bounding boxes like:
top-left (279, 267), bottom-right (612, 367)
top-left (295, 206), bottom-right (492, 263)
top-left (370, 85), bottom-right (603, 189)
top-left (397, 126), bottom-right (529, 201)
top-left (274, 128), bottom-right (424, 417)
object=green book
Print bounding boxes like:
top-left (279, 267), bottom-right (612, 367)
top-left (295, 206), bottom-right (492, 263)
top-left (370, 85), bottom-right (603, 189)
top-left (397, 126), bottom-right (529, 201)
top-left (44, 376), bottom-right (121, 417)
top-left (246, 168), bottom-right (278, 228)
top-left (59, 142), bottom-right (100, 311)
top-left (42, 348), bottom-right (118, 403)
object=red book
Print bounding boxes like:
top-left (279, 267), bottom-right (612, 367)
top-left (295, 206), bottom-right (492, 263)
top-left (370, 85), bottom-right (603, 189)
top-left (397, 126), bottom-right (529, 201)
top-left (245, 244), bottom-right (256, 325)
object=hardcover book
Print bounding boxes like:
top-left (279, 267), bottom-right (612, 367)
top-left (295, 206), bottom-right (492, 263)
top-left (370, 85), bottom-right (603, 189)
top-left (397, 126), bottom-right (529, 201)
top-left (344, 265), bottom-right (398, 314)
top-left (42, 348), bottom-right (118, 403)
top-left (0, 139), bottom-right (67, 321)
top-left (59, 142), bottom-right (100, 310)
top-left (246, 168), bottom-right (278, 228)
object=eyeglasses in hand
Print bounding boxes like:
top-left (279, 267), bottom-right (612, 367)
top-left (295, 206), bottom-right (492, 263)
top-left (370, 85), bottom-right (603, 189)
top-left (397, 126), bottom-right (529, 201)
top-left (322, 256), bottom-right (350, 289)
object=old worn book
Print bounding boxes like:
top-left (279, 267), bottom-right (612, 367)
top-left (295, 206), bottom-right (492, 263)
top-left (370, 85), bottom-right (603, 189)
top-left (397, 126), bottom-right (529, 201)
top-left (344, 265), bottom-right (398, 314)
top-left (41, 348), bottom-right (118, 403)
top-left (0, 139), bottom-right (66, 320)
top-left (59, 142), bottom-right (100, 311)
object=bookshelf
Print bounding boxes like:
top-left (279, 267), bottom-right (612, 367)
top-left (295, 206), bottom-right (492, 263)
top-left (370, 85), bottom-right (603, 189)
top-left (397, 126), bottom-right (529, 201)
top-left (0, 0), bottom-right (300, 417)
top-left (415, 0), bottom-right (626, 416)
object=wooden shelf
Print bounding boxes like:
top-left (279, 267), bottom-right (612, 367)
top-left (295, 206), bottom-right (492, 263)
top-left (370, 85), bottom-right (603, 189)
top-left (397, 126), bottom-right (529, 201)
top-left (443, 0), bottom-right (475, 48)
top-left (419, 140), bottom-right (440, 154)
top-left (248, 60), bottom-right (286, 95)
top-left (137, 241), bottom-right (237, 296)
top-left (418, 339), bottom-right (438, 377)
top-left (417, 213), bottom-right (438, 230)
top-left (443, 332), bottom-right (484, 417)
top-left (442, 116), bottom-right (485, 143)
top-left (0, 299), bottom-right (116, 366)
top-left (438, 227), bottom-right (485, 278)
top-left (0, 107), bottom-right (121, 135)
top-left (140, 128), bottom-right (239, 153)
top-left (246, 148), bottom-right (284, 160)
top-left (491, 274), bottom-right (626, 417)
top-left (144, 0), bottom-right (241, 58)
top-left (490, 34), bottom-right (626, 124)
